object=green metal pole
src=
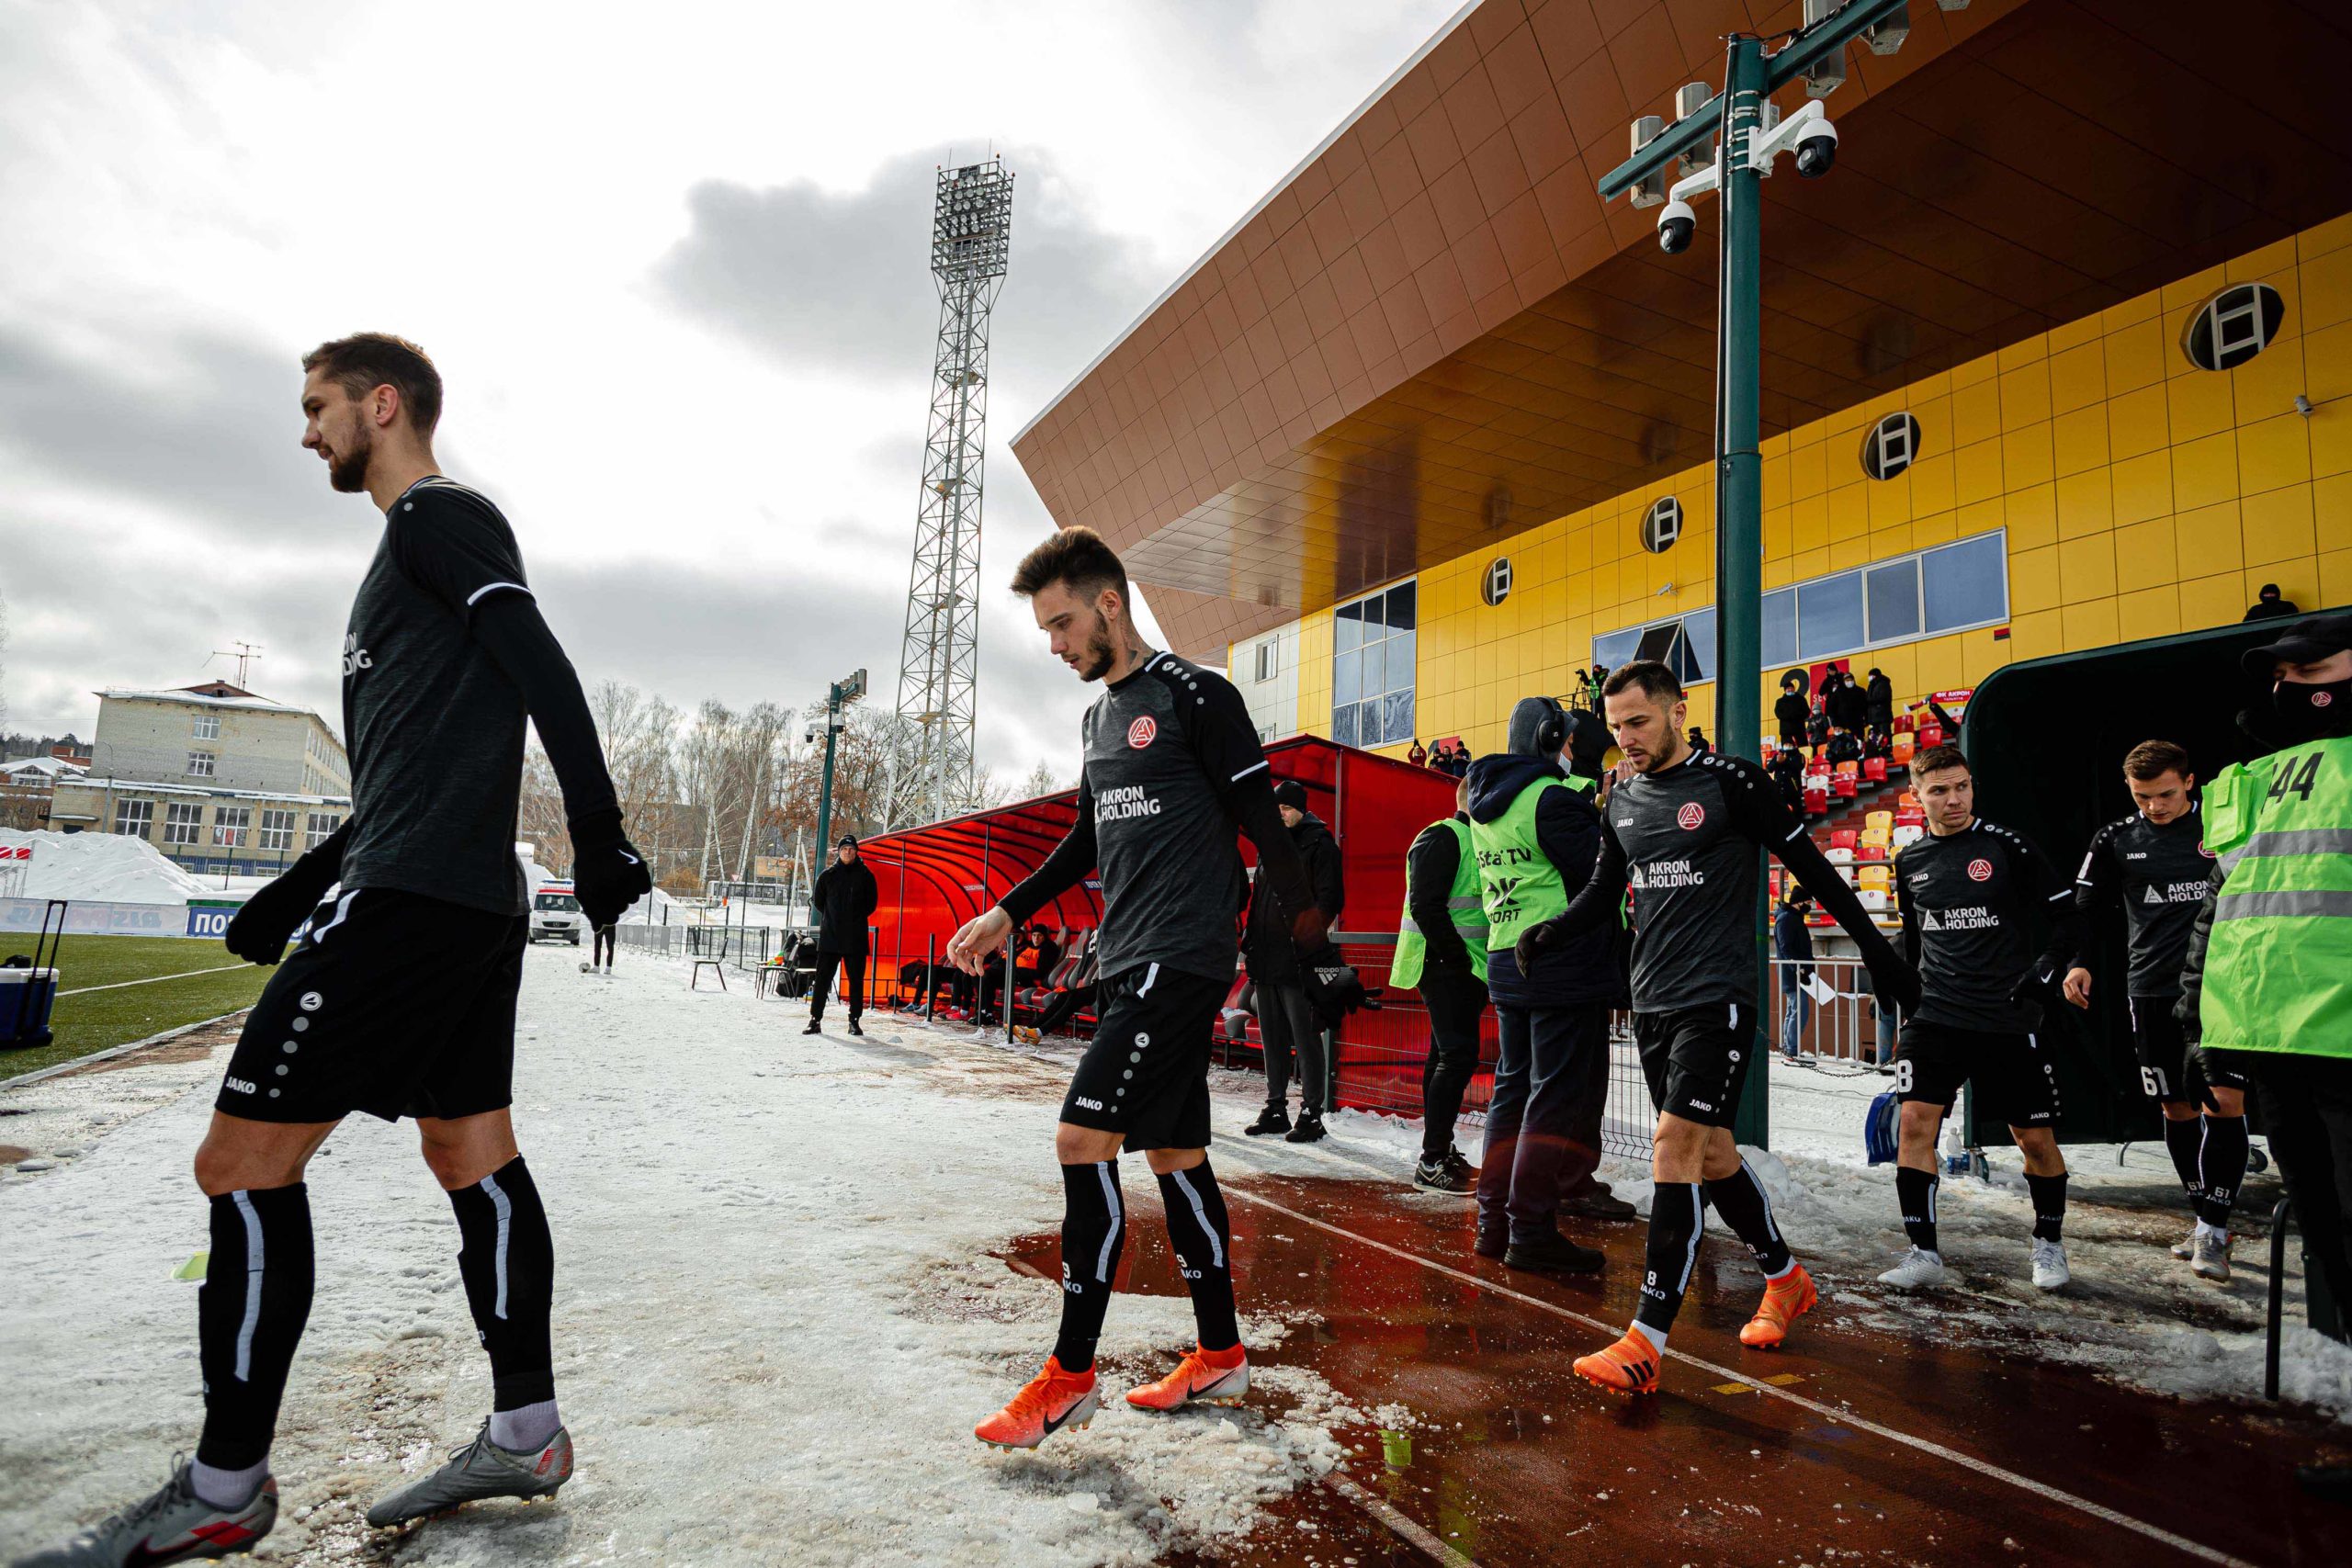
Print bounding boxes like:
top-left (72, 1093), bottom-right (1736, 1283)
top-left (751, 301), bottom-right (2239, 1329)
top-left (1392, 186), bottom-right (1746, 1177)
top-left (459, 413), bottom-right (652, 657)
top-left (1718, 36), bottom-right (1771, 1151)
top-left (814, 683), bottom-right (842, 871)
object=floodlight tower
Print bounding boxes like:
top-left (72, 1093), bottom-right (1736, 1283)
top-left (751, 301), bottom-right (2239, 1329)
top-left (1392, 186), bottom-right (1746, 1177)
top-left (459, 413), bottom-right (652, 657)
top-left (891, 156), bottom-right (1014, 827)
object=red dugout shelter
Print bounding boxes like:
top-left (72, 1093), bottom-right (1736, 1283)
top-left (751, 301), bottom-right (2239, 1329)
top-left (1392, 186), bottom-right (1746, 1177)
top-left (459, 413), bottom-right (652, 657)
top-left (853, 739), bottom-right (1473, 1111)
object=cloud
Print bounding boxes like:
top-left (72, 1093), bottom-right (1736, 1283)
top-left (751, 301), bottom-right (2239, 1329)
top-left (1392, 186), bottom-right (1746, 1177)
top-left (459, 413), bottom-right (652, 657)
top-left (650, 145), bottom-right (1159, 404)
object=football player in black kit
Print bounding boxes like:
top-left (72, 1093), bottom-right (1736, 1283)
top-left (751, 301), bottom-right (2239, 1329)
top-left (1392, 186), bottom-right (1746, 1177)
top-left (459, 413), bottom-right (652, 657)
top-left (1880, 744), bottom-right (2084, 1293)
top-left (951, 528), bottom-right (1326, 1450)
top-left (1517, 661), bottom-right (1917, 1393)
top-left (2064, 739), bottom-right (2245, 1280)
top-left (16, 335), bottom-right (650, 1568)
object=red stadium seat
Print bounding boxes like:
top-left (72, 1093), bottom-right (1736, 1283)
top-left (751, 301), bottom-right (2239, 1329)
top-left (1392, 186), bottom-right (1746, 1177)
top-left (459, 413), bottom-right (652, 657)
top-left (1804, 784), bottom-right (1830, 817)
top-left (1918, 724), bottom-right (1944, 749)
top-left (1859, 842), bottom-right (1887, 862)
top-left (1894, 712), bottom-right (1915, 733)
top-left (1863, 756), bottom-right (1888, 783)
top-left (1830, 829), bottom-right (1859, 852)
top-left (1834, 772), bottom-right (1859, 799)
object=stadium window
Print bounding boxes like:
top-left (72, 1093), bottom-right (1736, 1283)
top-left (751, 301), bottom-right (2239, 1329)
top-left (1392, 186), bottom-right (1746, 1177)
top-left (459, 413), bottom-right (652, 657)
top-left (113, 799), bottom-right (153, 836)
top-left (163, 803), bottom-right (202, 846)
top-left (187, 751), bottom-right (215, 777)
top-left (1797, 571), bottom-right (1867, 659)
top-left (192, 714), bottom-right (220, 739)
top-left (1481, 556), bottom-right (1512, 605)
top-left (1861, 412), bottom-right (1920, 480)
top-left (213, 805), bottom-right (250, 847)
top-left (1254, 640), bottom-right (1278, 683)
top-left (258, 808), bottom-right (297, 852)
top-left (306, 812), bottom-right (342, 850)
top-left (1594, 608), bottom-right (1715, 686)
top-left (1763, 588), bottom-right (1797, 666)
top-left (1640, 496), bottom-right (1683, 554)
top-left (2184, 283), bottom-right (2284, 372)
top-left (1593, 626), bottom-right (1643, 675)
top-left (1331, 581), bottom-right (1416, 748)
top-left (1921, 533), bottom-right (2007, 633)
top-left (1865, 557), bottom-right (1923, 643)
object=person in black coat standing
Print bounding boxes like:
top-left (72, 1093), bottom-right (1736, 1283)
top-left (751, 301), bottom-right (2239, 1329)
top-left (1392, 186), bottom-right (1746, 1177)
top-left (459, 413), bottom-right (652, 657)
top-left (1828, 670), bottom-right (1871, 738)
top-left (1864, 667), bottom-right (1894, 738)
top-left (806, 834), bottom-right (880, 1037)
top-left (1244, 779), bottom-right (1347, 1142)
top-left (1775, 674), bottom-right (1812, 753)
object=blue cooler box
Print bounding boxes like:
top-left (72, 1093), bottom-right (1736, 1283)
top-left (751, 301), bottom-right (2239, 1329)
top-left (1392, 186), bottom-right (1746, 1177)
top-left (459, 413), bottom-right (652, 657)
top-left (0, 966), bottom-right (60, 1047)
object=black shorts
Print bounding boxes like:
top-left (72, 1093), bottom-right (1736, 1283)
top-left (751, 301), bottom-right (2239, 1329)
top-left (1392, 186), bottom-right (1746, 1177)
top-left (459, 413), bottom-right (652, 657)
top-left (2125, 996), bottom-right (2249, 1103)
top-left (1633, 1000), bottom-right (1758, 1129)
top-left (1895, 1020), bottom-right (2058, 1129)
top-left (1059, 963), bottom-right (1226, 1152)
top-left (215, 889), bottom-right (528, 1124)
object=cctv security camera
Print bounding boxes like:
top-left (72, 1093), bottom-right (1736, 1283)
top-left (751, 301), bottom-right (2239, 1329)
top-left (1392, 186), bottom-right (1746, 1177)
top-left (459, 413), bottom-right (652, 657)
top-left (1794, 117), bottom-right (1838, 178)
top-left (1657, 198), bottom-right (1696, 255)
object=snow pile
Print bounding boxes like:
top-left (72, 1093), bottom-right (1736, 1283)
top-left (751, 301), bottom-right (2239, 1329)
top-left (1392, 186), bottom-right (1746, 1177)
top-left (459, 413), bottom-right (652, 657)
top-left (0, 829), bottom-right (209, 906)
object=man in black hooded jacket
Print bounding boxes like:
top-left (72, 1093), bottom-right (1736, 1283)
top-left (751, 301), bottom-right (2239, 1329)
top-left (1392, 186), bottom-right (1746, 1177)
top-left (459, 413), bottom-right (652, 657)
top-left (1244, 779), bottom-right (1346, 1141)
top-left (806, 835), bottom-right (879, 1037)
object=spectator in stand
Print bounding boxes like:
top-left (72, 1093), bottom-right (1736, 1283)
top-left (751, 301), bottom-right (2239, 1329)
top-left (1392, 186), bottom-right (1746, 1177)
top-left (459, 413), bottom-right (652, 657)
top-left (1865, 667), bottom-right (1894, 736)
top-left (1776, 674), bottom-right (1811, 753)
top-left (1408, 737), bottom-right (1429, 768)
top-left (1688, 726), bottom-right (1713, 754)
top-left (1776, 890), bottom-right (1815, 1061)
top-left (2244, 582), bottom-right (2300, 621)
top-left (1862, 727), bottom-right (1894, 763)
top-left (1830, 669), bottom-right (1871, 738)
top-left (1807, 694), bottom-right (1832, 755)
top-left (1826, 724), bottom-right (1863, 767)
top-left (1768, 745), bottom-right (1807, 815)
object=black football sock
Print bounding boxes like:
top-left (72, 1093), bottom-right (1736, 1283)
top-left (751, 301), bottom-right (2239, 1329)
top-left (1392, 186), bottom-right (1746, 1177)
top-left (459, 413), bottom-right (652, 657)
top-left (2196, 1115), bottom-right (2248, 1232)
top-left (1703, 1161), bottom-right (1795, 1279)
top-left (2027, 1171), bottom-right (2068, 1243)
top-left (1157, 1160), bottom-right (1240, 1353)
top-left (1052, 1160), bottom-right (1124, 1374)
top-left (2162, 1116), bottom-right (2205, 1211)
top-left (1895, 1165), bottom-right (1939, 1253)
top-left (1632, 1182), bottom-right (1703, 1345)
top-left (196, 1185), bottom-right (315, 1474)
top-left (448, 1156), bottom-right (559, 1445)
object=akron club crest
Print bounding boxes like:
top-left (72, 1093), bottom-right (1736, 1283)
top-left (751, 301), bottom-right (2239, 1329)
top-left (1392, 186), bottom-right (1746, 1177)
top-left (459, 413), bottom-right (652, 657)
top-left (1677, 802), bottom-right (1705, 830)
top-left (1127, 716), bottom-right (1158, 750)
top-left (1966, 858), bottom-right (1993, 882)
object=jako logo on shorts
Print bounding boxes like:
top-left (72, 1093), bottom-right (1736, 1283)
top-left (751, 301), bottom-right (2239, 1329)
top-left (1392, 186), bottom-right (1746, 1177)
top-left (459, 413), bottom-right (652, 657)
top-left (1677, 802), bottom-right (1705, 830)
top-left (1127, 716), bottom-right (1158, 749)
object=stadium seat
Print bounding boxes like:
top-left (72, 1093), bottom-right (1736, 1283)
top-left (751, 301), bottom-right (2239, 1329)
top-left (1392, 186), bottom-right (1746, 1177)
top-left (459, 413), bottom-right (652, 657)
top-left (1866, 809), bottom-right (1894, 832)
top-left (1804, 784), bottom-right (1829, 818)
top-left (1863, 756), bottom-right (1888, 783)
top-left (1836, 760), bottom-right (1859, 775)
top-left (1830, 829), bottom-right (1859, 851)
top-left (1858, 864), bottom-right (1892, 891)
top-left (1833, 772), bottom-right (1859, 800)
top-left (1859, 888), bottom-right (1891, 911)
top-left (1892, 733), bottom-right (1915, 765)
top-left (1918, 723), bottom-right (1944, 749)
top-left (1894, 712), bottom-right (1915, 734)
top-left (1894, 825), bottom-right (1926, 849)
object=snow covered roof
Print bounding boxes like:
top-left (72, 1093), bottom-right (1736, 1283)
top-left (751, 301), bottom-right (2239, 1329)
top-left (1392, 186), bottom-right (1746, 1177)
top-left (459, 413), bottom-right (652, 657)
top-left (96, 686), bottom-right (325, 719)
top-left (0, 757), bottom-right (84, 780)
top-left (50, 775), bottom-right (351, 807)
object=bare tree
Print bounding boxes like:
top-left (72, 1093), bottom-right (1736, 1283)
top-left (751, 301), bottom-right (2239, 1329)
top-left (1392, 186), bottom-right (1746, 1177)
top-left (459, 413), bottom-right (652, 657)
top-left (1019, 759), bottom-right (1062, 798)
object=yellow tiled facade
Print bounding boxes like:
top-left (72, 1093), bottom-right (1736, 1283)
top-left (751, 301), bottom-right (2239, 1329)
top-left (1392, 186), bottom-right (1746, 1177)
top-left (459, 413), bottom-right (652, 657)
top-left (1231, 213), bottom-right (2352, 761)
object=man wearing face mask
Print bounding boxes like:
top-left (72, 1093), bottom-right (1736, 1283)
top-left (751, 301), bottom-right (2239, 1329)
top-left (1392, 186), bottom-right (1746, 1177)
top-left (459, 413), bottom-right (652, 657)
top-left (1460, 697), bottom-right (1618, 1274)
top-left (2178, 615), bottom-right (2352, 1370)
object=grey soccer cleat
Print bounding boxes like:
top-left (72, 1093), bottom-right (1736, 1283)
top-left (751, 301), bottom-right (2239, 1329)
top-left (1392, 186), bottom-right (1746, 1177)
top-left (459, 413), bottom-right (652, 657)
top-left (365, 1422), bottom-right (571, 1528)
top-left (12, 1456), bottom-right (275, 1566)
top-left (2170, 1225), bottom-right (2198, 1261)
top-left (1875, 1246), bottom-right (1948, 1290)
top-left (2031, 1236), bottom-right (2072, 1292)
top-left (2190, 1227), bottom-right (2233, 1283)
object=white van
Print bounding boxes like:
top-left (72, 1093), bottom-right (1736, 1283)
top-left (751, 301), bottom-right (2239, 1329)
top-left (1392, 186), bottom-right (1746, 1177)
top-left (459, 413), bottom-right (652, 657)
top-left (530, 883), bottom-right (586, 945)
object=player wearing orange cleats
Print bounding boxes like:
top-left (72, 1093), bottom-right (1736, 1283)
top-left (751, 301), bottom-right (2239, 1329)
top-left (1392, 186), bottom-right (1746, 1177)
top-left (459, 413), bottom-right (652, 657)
top-left (975, 1357), bottom-right (1101, 1450)
top-left (1125, 1342), bottom-right (1249, 1412)
top-left (1736, 1260), bottom-right (1816, 1348)
top-left (1574, 1330), bottom-right (1661, 1395)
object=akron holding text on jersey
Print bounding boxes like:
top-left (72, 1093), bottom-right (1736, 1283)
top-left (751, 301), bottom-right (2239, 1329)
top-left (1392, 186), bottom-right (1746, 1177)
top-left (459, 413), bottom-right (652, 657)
top-left (1095, 784), bottom-right (1162, 823)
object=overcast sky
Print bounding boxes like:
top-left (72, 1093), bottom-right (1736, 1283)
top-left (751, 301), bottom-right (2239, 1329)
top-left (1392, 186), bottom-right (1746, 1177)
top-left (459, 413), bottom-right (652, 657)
top-left (0, 0), bottom-right (1463, 784)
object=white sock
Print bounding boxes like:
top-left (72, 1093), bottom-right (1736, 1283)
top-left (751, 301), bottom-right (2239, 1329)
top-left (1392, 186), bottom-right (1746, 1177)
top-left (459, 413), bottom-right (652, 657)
top-left (189, 1457), bottom-right (268, 1509)
top-left (1630, 1320), bottom-right (1668, 1353)
top-left (2195, 1219), bottom-right (2228, 1242)
top-left (489, 1400), bottom-right (561, 1452)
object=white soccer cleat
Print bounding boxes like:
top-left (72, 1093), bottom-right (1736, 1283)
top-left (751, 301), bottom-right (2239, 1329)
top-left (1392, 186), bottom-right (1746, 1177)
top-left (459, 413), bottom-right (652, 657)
top-left (2189, 1227), bottom-right (2232, 1283)
top-left (2031, 1237), bottom-right (2071, 1292)
top-left (2169, 1225), bottom-right (2197, 1261)
top-left (1876, 1247), bottom-right (1947, 1290)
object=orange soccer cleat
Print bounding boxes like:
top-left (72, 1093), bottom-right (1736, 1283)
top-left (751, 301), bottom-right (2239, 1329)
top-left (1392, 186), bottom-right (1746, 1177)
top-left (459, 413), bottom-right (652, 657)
top-left (974, 1357), bottom-right (1099, 1450)
top-left (1573, 1329), bottom-right (1662, 1396)
top-left (1738, 1262), bottom-right (1818, 1349)
top-left (1125, 1342), bottom-right (1249, 1413)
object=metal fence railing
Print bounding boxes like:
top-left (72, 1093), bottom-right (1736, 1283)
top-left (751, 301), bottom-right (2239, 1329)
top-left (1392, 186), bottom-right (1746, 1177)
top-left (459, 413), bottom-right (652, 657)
top-left (1764, 955), bottom-right (1896, 1067)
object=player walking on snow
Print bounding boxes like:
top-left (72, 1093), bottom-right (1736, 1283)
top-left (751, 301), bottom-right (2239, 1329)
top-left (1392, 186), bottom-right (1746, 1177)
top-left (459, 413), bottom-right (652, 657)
top-left (950, 528), bottom-right (1326, 1450)
top-left (2064, 740), bottom-right (2246, 1280)
top-left (1878, 744), bottom-right (2084, 1293)
top-left (1518, 661), bottom-right (1917, 1394)
top-left (16, 335), bottom-right (651, 1568)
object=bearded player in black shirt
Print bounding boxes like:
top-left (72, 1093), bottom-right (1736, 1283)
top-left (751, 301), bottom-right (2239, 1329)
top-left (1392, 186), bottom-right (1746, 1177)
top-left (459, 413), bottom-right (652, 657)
top-left (2064, 739), bottom-right (2245, 1281)
top-left (1880, 744), bottom-right (2083, 1293)
top-left (1519, 661), bottom-right (1917, 1393)
top-left (16, 336), bottom-right (650, 1568)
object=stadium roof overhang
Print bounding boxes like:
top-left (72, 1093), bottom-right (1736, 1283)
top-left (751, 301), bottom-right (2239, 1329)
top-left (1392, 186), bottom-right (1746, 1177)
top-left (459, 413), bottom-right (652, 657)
top-left (1011, 0), bottom-right (2352, 659)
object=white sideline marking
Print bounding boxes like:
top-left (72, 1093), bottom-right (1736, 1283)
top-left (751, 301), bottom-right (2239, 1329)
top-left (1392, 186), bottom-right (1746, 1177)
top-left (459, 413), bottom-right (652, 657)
top-left (58, 964), bottom-right (250, 997)
top-left (1223, 1186), bottom-right (2256, 1568)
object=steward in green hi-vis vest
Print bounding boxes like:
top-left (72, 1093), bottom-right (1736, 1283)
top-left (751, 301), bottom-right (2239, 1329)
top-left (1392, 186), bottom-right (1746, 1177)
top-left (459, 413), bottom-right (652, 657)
top-left (1394, 818), bottom-right (1489, 986)
top-left (2194, 733), bottom-right (2352, 1058)
top-left (1472, 773), bottom-right (1596, 954)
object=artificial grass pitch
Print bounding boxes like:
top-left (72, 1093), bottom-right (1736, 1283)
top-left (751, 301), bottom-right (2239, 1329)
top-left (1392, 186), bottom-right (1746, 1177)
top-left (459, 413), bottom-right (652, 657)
top-left (1, 932), bottom-right (266, 1081)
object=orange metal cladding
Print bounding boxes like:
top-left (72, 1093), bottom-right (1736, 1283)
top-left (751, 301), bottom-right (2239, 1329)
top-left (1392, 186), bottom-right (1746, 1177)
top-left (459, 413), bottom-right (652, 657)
top-left (1011, 0), bottom-right (2352, 659)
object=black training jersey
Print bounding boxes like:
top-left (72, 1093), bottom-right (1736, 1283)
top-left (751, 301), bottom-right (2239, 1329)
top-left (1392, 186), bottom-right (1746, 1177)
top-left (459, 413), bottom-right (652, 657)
top-left (339, 478), bottom-right (536, 916)
top-left (1894, 818), bottom-right (2072, 1032)
top-left (2074, 809), bottom-right (2215, 998)
top-left (1010, 653), bottom-right (1287, 986)
top-left (1601, 751), bottom-right (1786, 1012)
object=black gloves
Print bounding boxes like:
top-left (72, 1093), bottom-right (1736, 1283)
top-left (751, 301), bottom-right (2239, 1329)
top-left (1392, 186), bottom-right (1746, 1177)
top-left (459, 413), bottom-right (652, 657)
top-left (1513, 917), bottom-right (1566, 976)
top-left (1299, 943), bottom-right (1380, 1027)
top-left (224, 825), bottom-right (347, 964)
top-left (569, 807), bottom-right (652, 929)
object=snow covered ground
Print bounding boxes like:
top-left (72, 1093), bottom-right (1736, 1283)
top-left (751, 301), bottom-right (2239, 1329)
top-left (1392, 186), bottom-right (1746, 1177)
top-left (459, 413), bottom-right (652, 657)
top-left (4, 946), bottom-right (2346, 1567)
top-left (1, 829), bottom-right (213, 905)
